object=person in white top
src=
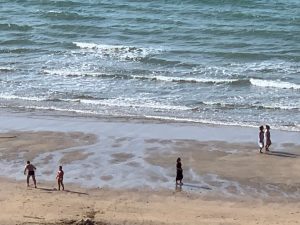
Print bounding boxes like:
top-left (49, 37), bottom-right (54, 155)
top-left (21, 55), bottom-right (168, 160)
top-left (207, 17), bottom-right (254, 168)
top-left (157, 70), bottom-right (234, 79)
top-left (258, 125), bottom-right (264, 153)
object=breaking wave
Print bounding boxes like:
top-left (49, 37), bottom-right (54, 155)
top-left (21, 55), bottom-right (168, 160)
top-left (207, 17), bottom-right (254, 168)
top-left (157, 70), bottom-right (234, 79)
top-left (73, 42), bottom-right (162, 61)
top-left (250, 78), bottom-right (300, 90)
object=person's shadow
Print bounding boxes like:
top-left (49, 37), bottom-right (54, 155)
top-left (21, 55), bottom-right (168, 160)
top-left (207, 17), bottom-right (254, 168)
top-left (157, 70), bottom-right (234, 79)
top-left (175, 183), bottom-right (212, 192)
top-left (265, 150), bottom-right (299, 158)
top-left (37, 187), bottom-right (88, 195)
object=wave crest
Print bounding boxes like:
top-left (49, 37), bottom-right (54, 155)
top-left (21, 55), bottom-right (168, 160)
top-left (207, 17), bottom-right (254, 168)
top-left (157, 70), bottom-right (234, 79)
top-left (73, 42), bottom-right (162, 61)
top-left (250, 78), bottom-right (300, 89)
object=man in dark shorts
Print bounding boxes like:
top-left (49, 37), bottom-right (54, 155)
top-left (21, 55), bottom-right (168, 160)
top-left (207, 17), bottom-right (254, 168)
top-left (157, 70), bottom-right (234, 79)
top-left (24, 161), bottom-right (37, 188)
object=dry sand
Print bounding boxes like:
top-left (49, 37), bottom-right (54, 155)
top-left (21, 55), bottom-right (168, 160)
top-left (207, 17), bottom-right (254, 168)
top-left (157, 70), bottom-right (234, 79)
top-left (0, 177), bottom-right (299, 225)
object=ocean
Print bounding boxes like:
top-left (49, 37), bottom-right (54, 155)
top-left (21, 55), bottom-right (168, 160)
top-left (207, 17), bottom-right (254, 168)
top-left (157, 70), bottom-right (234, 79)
top-left (1, 0), bottom-right (300, 131)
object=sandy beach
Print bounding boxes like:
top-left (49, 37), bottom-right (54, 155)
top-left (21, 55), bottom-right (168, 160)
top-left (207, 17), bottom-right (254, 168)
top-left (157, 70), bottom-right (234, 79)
top-left (0, 112), bottom-right (300, 224)
top-left (1, 177), bottom-right (300, 225)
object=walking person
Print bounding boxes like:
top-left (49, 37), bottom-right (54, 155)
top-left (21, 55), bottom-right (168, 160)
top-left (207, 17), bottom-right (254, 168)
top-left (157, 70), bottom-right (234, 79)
top-left (258, 125), bottom-right (264, 153)
top-left (24, 161), bottom-right (37, 188)
top-left (56, 165), bottom-right (64, 191)
top-left (265, 125), bottom-right (272, 151)
top-left (176, 157), bottom-right (183, 185)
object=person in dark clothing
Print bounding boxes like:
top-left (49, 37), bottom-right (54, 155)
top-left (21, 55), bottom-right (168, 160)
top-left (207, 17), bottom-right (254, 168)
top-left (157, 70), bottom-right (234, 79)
top-left (265, 125), bottom-right (272, 151)
top-left (176, 157), bottom-right (183, 185)
top-left (24, 161), bottom-right (37, 188)
top-left (258, 125), bottom-right (264, 153)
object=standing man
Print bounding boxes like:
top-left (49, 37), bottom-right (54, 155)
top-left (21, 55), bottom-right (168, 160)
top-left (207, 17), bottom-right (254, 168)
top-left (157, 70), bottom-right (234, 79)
top-left (24, 161), bottom-right (37, 188)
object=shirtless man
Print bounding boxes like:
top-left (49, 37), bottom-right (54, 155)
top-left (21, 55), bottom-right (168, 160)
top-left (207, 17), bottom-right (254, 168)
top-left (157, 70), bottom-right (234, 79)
top-left (24, 161), bottom-right (37, 188)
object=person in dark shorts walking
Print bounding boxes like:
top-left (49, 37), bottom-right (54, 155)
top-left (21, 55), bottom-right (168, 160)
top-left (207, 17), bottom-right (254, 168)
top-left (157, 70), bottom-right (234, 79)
top-left (265, 125), bottom-right (272, 151)
top-left (176, 157), bottom-right (183, 185)
top-left (24, 161), bottom-right (37, 188)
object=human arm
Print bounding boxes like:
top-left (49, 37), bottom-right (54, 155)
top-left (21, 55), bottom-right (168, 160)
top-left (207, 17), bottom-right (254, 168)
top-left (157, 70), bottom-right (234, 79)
top-left (24, 165), bottom-right (27, 175)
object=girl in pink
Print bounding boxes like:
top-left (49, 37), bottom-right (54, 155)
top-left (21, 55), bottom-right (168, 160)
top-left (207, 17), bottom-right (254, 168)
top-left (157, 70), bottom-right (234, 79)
top-left (56, 166), bottom-right (64, 191)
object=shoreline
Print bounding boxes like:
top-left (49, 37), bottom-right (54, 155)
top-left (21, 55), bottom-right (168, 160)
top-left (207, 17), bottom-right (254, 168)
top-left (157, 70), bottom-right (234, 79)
top-left (1, 110), bottom-right (299, 143)
top-left (1, 106), bottom-right (300, 133)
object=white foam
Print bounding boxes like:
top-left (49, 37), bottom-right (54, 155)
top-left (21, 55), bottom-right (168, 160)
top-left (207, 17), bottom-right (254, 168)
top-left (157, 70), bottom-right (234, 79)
top-left (73, 42), bottom-right (162, 61)
top-left (0, 66), bottom-right (14, 71)
top-left (133, 74), bottom-right (239, 84)
top-left (43, 69), bottom-right (101, 77)
top-left (250, 78), bottom-right (300, 89)
top-left (78, 98), bottom-right (191, 111)
top-left (263, 103), bottom-right (300, 111)
top-left (0, 94), bottom-right (47, 102)
top-left (21, 105), bottom-right (99, 115)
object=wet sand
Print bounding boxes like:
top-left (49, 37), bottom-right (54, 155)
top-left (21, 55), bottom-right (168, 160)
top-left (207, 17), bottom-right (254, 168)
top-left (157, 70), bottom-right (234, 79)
top-left (0, 112), bottom-right (300, 224)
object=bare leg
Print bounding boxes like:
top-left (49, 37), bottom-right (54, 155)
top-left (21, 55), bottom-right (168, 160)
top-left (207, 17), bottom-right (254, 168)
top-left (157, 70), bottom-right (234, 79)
top-left (26, 175), bottom-right (30, 187)
top-left (32, 176), bottom-right (37, 188)
top-left (61, 180), bottom-right (64, 191)
top-left (58, 180), bottom-right (61, 190)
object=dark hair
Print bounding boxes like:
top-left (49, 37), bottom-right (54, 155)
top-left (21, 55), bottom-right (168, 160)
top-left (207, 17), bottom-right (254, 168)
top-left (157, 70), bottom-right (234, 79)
top-left (266, 125), bottom-right (270, 130)
top-left (59, 165), bottom-right (62, 169)
top-left (27, 161), bottom-right (30, 164)
top-left (259, 125), bottom-right (264, 131)
top-left (177, 157), bottom-right (181, 163)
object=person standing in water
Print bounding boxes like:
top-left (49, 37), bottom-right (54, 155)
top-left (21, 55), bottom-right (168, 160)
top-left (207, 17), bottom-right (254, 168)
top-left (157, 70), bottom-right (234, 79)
top-left (24, 161), bottom-right (37, 188)
top-left (176, 157), bottom-right (183, 185)
top-left (56, 165), bottom-right (64, 191)
top-left (265, 125), bottom-right (272, 152)
top-left (258, 125), bottom-right (264, 153)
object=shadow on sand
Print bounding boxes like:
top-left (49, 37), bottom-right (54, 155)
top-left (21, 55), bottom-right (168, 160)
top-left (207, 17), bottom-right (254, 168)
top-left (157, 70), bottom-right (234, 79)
top-left (37, 187), bottom-right (88, 195)
top-left (175, 183), bottom-right (212, 192)
top-left (183, 183), bottom-right (212, 190)
top-left (266, 150), bottom-right (299, 158)
top-left (64, 189), bottom-right (88, 195)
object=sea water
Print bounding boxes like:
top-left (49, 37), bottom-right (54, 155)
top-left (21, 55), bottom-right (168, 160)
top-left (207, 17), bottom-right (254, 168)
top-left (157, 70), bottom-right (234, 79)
top-left (0, 0), bottom-right (300, 130)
